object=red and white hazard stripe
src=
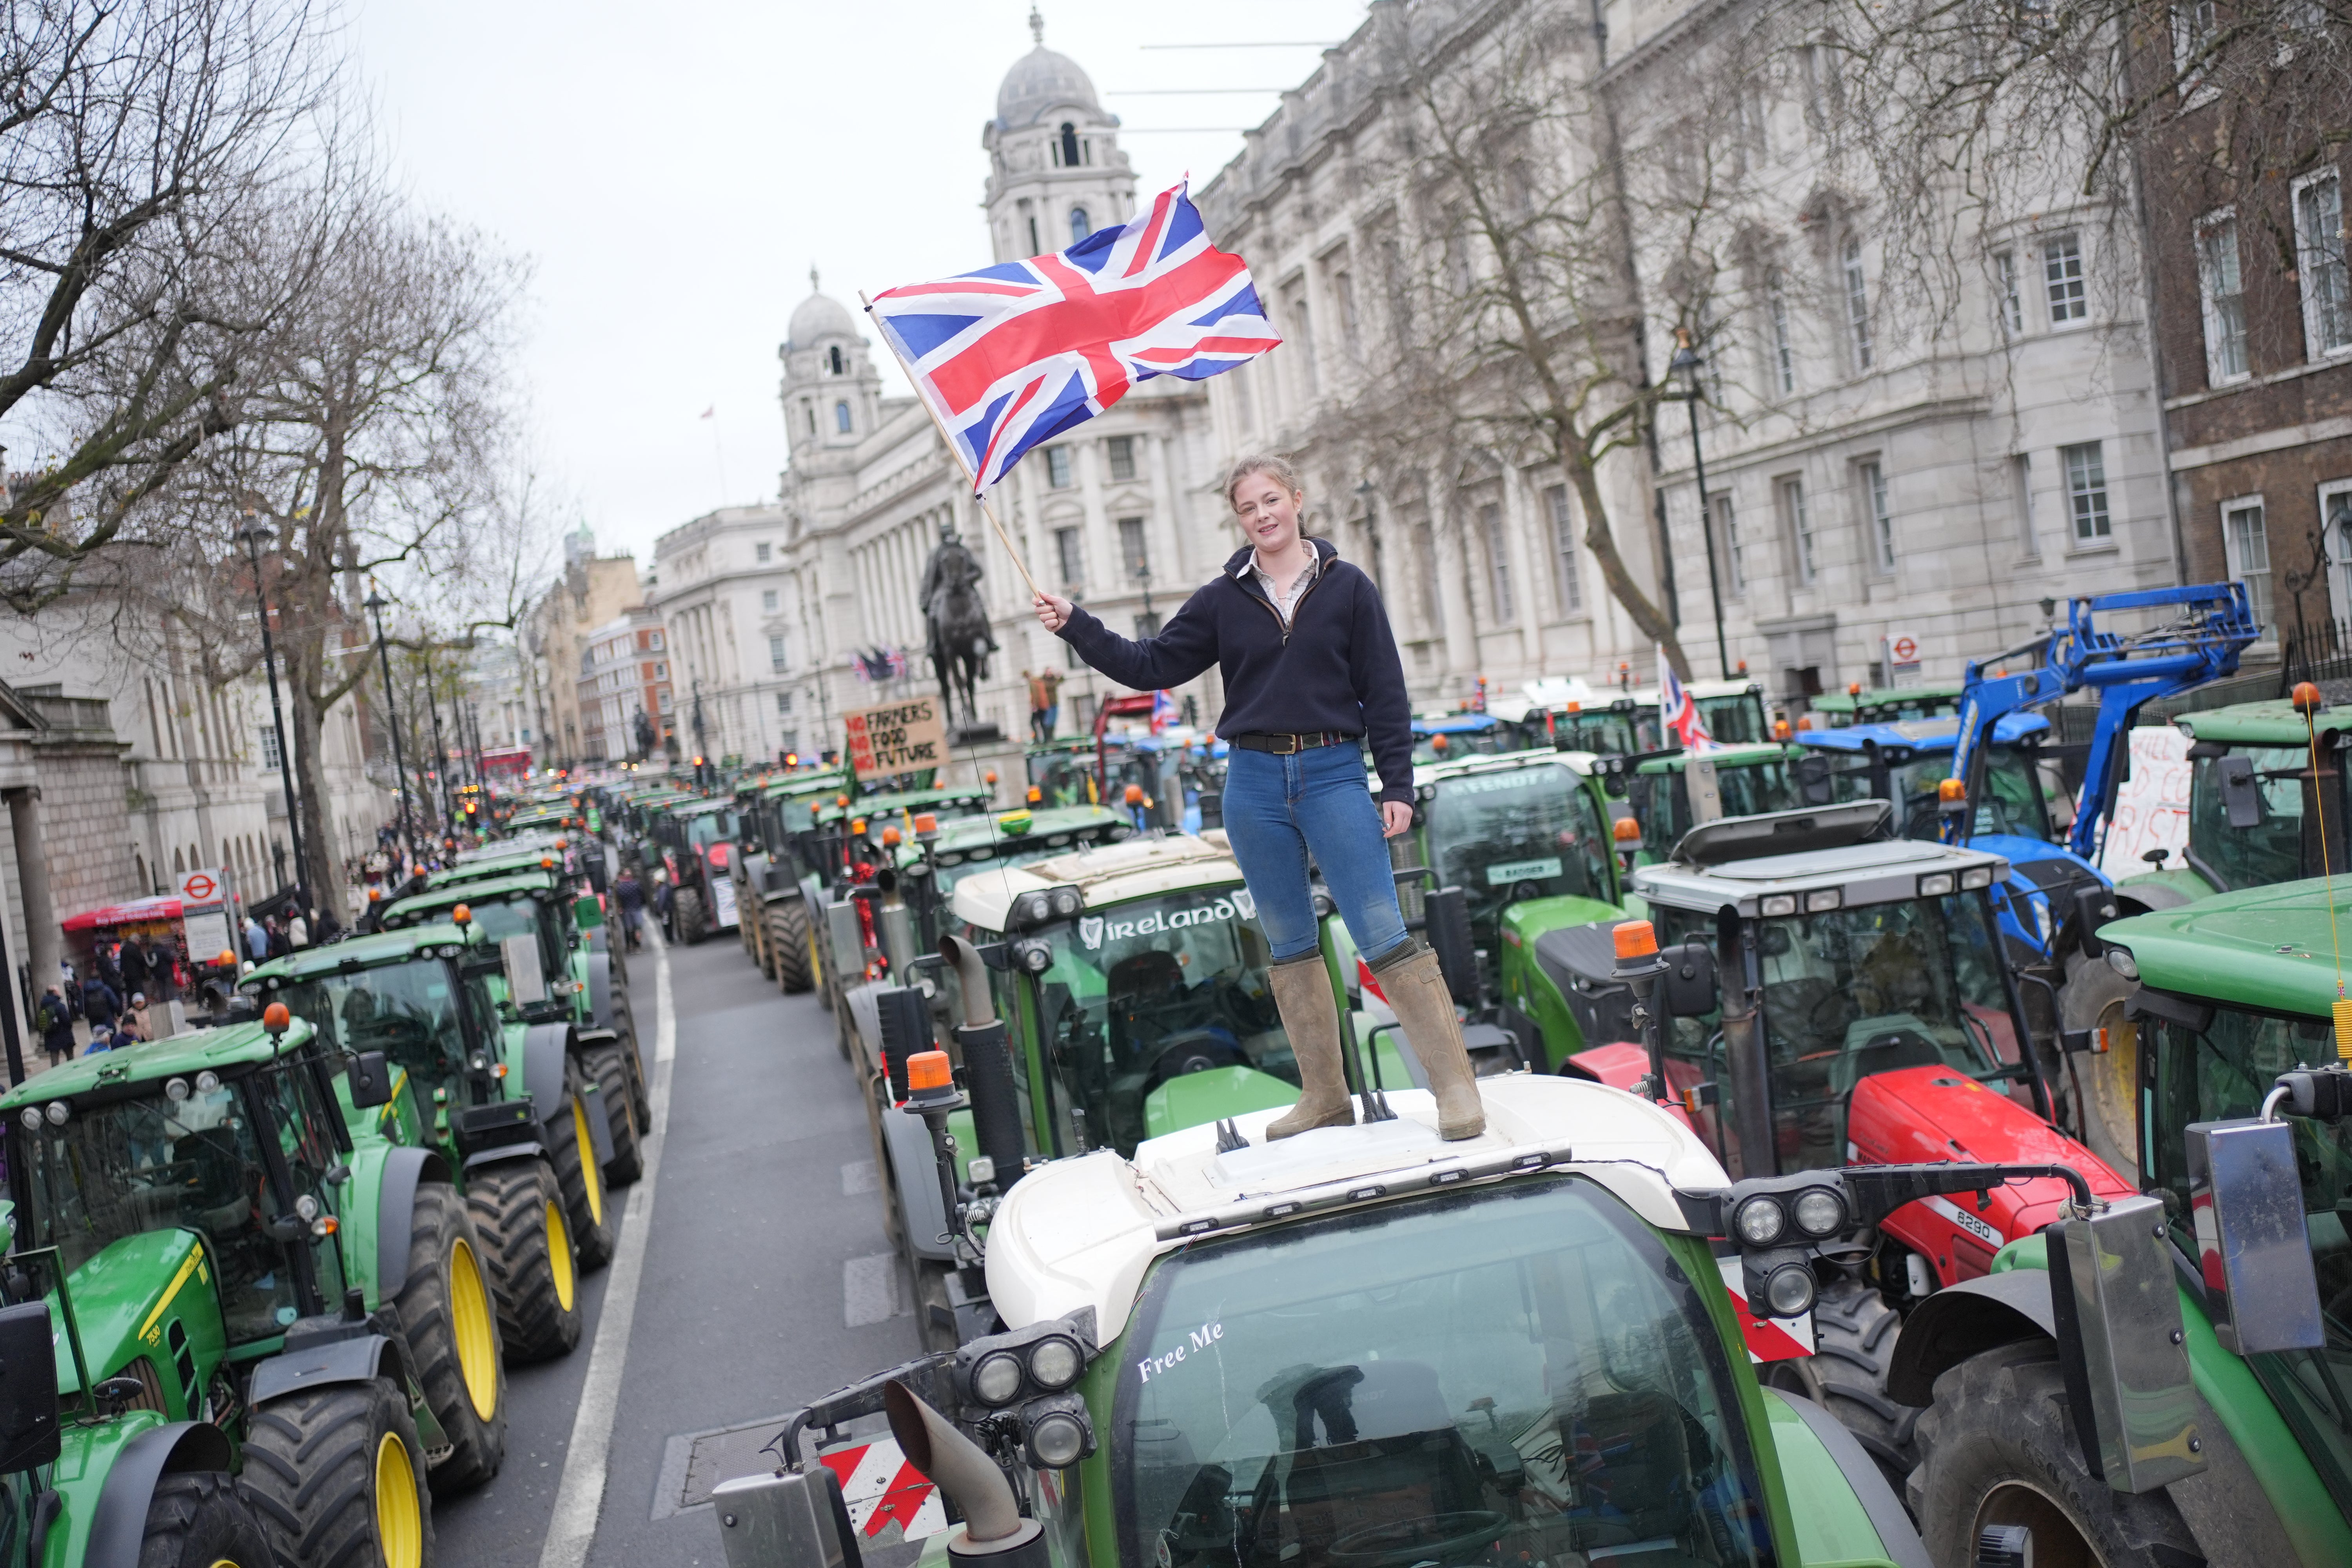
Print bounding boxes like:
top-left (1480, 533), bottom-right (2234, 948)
top-left (1716, 1258), bottom-right (1815, 1363)
top-left (816, 1438), bottom-right (948, 1541)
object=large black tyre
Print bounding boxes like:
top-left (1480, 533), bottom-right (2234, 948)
top-left (1761, 1279), bottom-right (1916, 1488)
top-left (1906, 1341), bottom-right (2201, 1568)
top-left (674, 887), bottom-right (706, 944)
top-left (243, 1377), bottom-right (437, 1568)
top-left (2059, 953), bottom-right (2140, 1181)
top-left (391, 1182), bottom-right (506, 1493)
top-left (464, 1160), bottom-right (582, 1363)
top-left (549, 1058), bottom-right (618, 1271)
top-left (136, 1470), bottom-right (275, 1568)
top-left (771, 899), bottom-right (814, 993)
top-left (583, 1038), bottom-right (646, 1185)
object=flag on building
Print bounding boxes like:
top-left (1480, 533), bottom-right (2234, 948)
top-left (870, 182), bottom-right (1281, 494)
top-left (1659, 646), bottom-right (1716, 751)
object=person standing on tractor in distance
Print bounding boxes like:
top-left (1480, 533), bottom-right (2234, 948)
top-left (1033, 453), bottom-right (1485, 1140)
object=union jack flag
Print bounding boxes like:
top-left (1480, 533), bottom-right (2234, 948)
top-left (870, 182), bottom-right (1281, 494)
top-left (1659, 646), bottom-right (1717, 751)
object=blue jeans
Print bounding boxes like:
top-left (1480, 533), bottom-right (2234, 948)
top-left (1221, 744), bottom-right (1409, 965)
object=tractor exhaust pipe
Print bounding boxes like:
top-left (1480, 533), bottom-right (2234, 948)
top-left (884, 1381), bottom-right (1043, 1560)
top-left (940, 935), bottom-right (996, 1027)
top-left (941, 935), bottom-right (1023, 1188)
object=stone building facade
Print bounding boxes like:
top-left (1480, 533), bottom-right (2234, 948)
top-left (579, 608), bottom-right (674, 763)
top-left (524, 527), bottom-right (646, 771)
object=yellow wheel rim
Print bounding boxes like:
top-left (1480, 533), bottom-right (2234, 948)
top-left (572, 1097), bottom-right (606, 1225)
top-left (374, 1431), bottom-right (422, 1568)
top-left (449, 1236), bottom-right (499, 1421)
top-left (546, 1199), bottom-right (576, 1311)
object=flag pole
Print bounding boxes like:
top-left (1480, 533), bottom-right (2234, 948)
top-left (858, 292), bottom-right (1044, 601)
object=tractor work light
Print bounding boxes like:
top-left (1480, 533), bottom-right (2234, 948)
top-left (196, 1072), bottom-right (220, 1094)
top-left (1022, 1394), bottom-right (1095, 1469)
top-left (1026, 1334), bottom-right (1083, 1391)
top-left (1762, 1262), bottom-right (1817, 1317)
top-left (1759, 895), bottom-right (1797, 917)
top-left (1733, 1196), bottom-right (1786, 1246)
top-left (1049, 887), bottom-right (1082, 919)
top-left (2106, 947), bottom-right (2138, 979)
top-left (1791, 1186), bottom-right (1848, 1238)
top-left (1013, 939), bottom-right (1053, 975)
top-left (44, 1102), bottom-right (68, 1127)
top-left (1916, 873), bottom-right (1955, 897)
top-left (16, 1108), bottom-right (39, 1132)
top-left (1803, 889), bottom-right (1842, 913)
top-left (971, 1350), bottom-right (1024, 1405)
top-left (1959, 866), bottom-right (1994, 890)
top-left (165, 1077), bottom-right (191, 1103)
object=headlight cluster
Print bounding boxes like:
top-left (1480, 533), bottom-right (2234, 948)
top-left (954, 1313), bottom-right (1098, 1470)
top-left (1720, 1172), bottom-right (1861, 1321)
top-left (1011, 939), bottom-right (1054, 975)
top-left (1007, 885), bottom-right (1085, 931)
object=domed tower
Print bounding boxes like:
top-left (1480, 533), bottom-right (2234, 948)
top-left (983, 9), bottom-right (1135, 264)
top-left (778, 267), bottom-right (880, 467)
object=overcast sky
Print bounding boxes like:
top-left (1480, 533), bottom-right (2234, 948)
top-left (349, 0), bottom-right (1370, 569)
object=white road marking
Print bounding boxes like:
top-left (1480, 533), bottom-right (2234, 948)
top-left (843, 1253), bottom-right (906, 1326)
top-left (841, 1158), bottom-right (878, 1195)
top-left (537, 925), bottom-right (677, 1568)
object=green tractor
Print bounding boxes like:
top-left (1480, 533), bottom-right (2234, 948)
top-left (1622, 742), bottom-right (1823, 866)
top-left (803, 785), bottom-right (996, 1026)
top-left (379, 864), bottom-right (646, 1167)
top-left (1802, 681), bottom-right (1965, 730)
top-left (2, 1009), bottom-right (492, 1566)
top-left (895, 803), bottom-right (1134, 953)
top-left (243, 926), bottom-right (600, 1365)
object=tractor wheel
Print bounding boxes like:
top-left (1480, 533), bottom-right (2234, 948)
top-left (464, 1160), bottom-right (581, 1363)
top-left (135, 1469), bottom-right (275, 1568)
top-left (583, 1038), bottom-right (646, 1185)
top-left (2060, 955), bottom-right (2140, 1181)
top-left (1760, 1279), bottom-right (1916, 1488)
top-left (243, 1377), bottom-right (436, 1568)
top-left (771, 900), bottom-right (814, 994)
top-left (608, 936), bottom-right (628, 989)
top-left (550, 1059), bottom-right (619, 1271)
top-left (1907, 1341), bottom-right (2200, 1568)
top-left (674, 888), bottom-right (706, 945)
top-left (392, 1182), bottom-right (506, 1492)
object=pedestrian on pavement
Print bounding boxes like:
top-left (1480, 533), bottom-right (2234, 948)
top-left (653, 873), bottom-right (675, 944)
top-left (120, 993), bottom-right (149, 1044)
top-left (315, 906), bottom-right (342, 942)
top-left (1032, 452), bottom-right (1485, 1141)
top-left (119, 933), bottom-right (150, 1000)
top-left (287, 909), bottom-right (309, 949)
top-left (613, 868), bottom-right (644, 951)
top-left (243, 913), bottom-right (268, 963)
top-left (82, 973), bottom-right (120, 1033)
top-left (34, 987), bottom-right (72, 1067)
top-left (265, 917), bottom-right (290, 960)
top-left (96, 940), bottom-right (122, 994)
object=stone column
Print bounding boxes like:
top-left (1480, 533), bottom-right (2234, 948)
top-left (8, 789), bottom-right (58, 1008)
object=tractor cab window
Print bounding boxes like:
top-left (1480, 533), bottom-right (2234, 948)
top-left (1117, 1177), bottom-right (1773, 1568)
top-left (1411, 723), bottom-right (1516, 766)
top-left (257, 1061), bottom-right (349, 1307)
top-left (1636, 759), bottom-right (1805, 862)
top-left (1974, 745), bottom-right (2060, 842)
top-left (1548, 710), bottom-right (1639, 757)
top-left (1700, 692), bottom-right (1770, 745)
top-left (1028, 753), bottom-right (1098, 808)
top-left (2185, 745), bottom-right (2329, 891)
top-left (13, 1078), bottom-right (310, 1343)
top-left (279, 957), bottom-right (463, 1094)
top-left (1423, 765), bottom-right (1612, 933)
top-left (1027, 890), bottom-right (1289, 1155)
top-left (686, 811), bottom-right (739, 849)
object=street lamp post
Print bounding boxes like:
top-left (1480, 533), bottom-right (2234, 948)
top-left (422, 642), bottom-right (452, 833)
top-left (363, 588), bottom-right (415, 864)
top-left (690, 678), bottom-right (708, 787)
top-left (1667, 329), bottom-right (1733, 681)
top-left (236, 514), bottom-right (310, 911)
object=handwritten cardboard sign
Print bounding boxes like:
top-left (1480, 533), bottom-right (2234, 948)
top-left (844, 697), bottom-right (946, 781)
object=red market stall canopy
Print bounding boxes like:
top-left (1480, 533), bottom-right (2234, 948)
top-left (62, 896), bottom-right (181, 933)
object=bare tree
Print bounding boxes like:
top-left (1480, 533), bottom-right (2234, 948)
top-left (0, 0), bottom-right (335, 605)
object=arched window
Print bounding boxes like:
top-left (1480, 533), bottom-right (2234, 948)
top-left (1069, 207), bottom-right (1091, 243)
top-left (1060, 122), bottom-right (1080, 169)
top-left (835, 401), bottom-right (853, 433)
top-left (828, 345), bottom-right (844, 375)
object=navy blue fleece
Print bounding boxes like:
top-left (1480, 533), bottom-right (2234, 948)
top-left (1053, 537), bottom-right (1416, 804)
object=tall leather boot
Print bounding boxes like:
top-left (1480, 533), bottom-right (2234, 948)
top-left (1265, 953), bottom-right (1355, 1139)
top-left (1371, 943), bottom-right (1486, 1140)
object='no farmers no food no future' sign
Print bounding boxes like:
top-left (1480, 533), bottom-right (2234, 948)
top-left (844, 697), bottom-right (947, 782)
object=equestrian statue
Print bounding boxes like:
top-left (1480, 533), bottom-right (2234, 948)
top-left (920, 524), bottom-right (998, 732)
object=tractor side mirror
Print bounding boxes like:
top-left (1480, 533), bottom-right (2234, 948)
top-left (1660, 942), bottom-right (1719, 1017)
top-left (2072, 883), bottom-right (2118, 958)
top-left (2182, 1116), bottom-right (2325, 1355)
top-left (2215, 754), bottom-right (2263, 828)
top-left (711, 1461), bottom-right (862, 1568)
top-left (2046, 1194), bottom-right (2205, 1494)
top-left (1425, 887), bottom-right (1478, 1005)
top-left (501, 933), bottom-right (548, 1007)
top-left (1795, 753), bottom-right (1833, 806)
top-left (347, 1050), bottom-right (394, 1110)
top-left (0, 1300), bottom-right (60, 1470)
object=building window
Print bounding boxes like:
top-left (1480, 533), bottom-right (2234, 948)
top-left (777, 693), bottom-right (793, 716)
top-left (1779, 477), bottom-right (1815, 583)
top-left (1069, 207), bottom-right (1090, 244)
top-left (1765, 270), bottom-right (1795, 394)
top-left (1993, 250), bottom-right (2023, 336)
top-left (804, 405), bottom-right (815, 436)
top-left (1045, 446), bottom-right (1073, 488)
top-left (2172, 0), bottom-right (2218, 96)
top-left (1059, 122), bottom-right (1080, 168)
top-left (756, 542), bottom-right (772, 563)
top-left (2322, 482), bottom-right (2352, 628)
top-left (1479, 503), bottom-right (1515, 623)
top-left (1842, 237), bottom-right (1873, 370)
top-left (1858, 458), bottom-right (1895, 571)
top-left (828, 345), bottom-right (844, 376)
top-left (649, 632), bottom-right (663, 650)
top-left (834, 400), bottom-right (852, 433)
top-left (1027, 214), bottom-right (1041, 253)
top-left (1545, 485), bottom-right (1583, 614)
top-left (2043, 233), bottom-right (2086, 325)
top-left (2062, 441), bottom-right (2111, 541)
top-left (2197, 211), bottom-right (2249, 383)
top-left (259, 726), bottom-right (281, 770)
top-left (2222, 497), bottom-right (2272, 633)
top-left (1117, 516), bottom-right (1149, 581)
top-left (1715, 493), bottom-right (1746, 596)
top-left (1054, 526), bottom-right (1085, 585)
top-left (2295, 170), bottom-right (2352, 358)
top-left (1107, 436), bottom-right (1136, 481)
top-left (762, 589), bottom-right (779, 612)
top-left (1333, 270), bottom-right (1360, 350)
top-left (2013, 454), bottom-right (2038, 557)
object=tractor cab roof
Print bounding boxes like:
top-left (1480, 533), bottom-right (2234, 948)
top-left (0, 1015), bottom-right (314, 1109)
top-left (1375, 748), bottom-right (1596, 798)
top-left (816, 785), bottom-right (989, 827)
top-left (2174, 699), bottom-right (2352, 748)
top-left (913, 803), bottom-right (1125, 855)
top-left (2101, 876), bottom-right (2352, 1017)
top-left (750, 769), bottom-right (851, 800)
top-left (1808, 682), bottom-right (1966, 721)
top-left (1633, 740), bottom-right (1796, 774)
top-left (982, 1074), bottom-right (1723, 1338)
top-left (1797, 711), bottom-right (2049, 754)
top-left (1410, 712), bottom-right (1505, 733)
top-left (1632, 802), bottom-right (2010, 916)
top-left (432, 848), bottom-right (564, 886)
top-left (1486, 676), bottom-right (1616, 724)
top-left (381, 870), bottom-right (560, 926)
top-left (951, 832), bottom-right (1240, 931)
top-left (241, 924), bottom-right (471, 988)
top-left (1624, 678), bottom-right (1764, 706)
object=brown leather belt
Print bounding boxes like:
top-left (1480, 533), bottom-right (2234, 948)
top-left (1232, 731), bottom-right (1357, 755)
